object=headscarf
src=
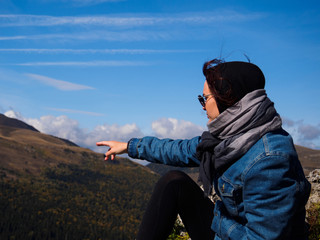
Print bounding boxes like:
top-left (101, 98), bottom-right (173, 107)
top-left (203, 61), bottom-right (265, 113)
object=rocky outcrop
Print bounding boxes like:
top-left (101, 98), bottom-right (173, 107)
top-left (306, 169), bottom-right (320, 210)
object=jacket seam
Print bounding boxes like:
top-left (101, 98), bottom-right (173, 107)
top-left (221, 175), bottom-right (241, 190)
top-left (262, 135), bottom-right (270, 155)
top-left (227, 222), bottom-right (238, 237)
top-left (241, 152), bottom-right (266, 182)
top-left (241, 152), bottom-right (290, 183)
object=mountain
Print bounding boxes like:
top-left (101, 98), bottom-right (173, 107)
top-left (0, 113), bottom-right (38, 132)
top-left (0, 115), bottom-right (159, 240)
top-left (295, 145), bottom-right (320, 174)
top-left (0, 113), bottom-right (78, 147)
top-left (0, 118), bottom-right (83, 178)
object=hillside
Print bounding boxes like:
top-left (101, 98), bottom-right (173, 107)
top-left (0, 124), bottom-right (88, 178)
top-left (0, 113), bottom-right (39, 132)
top-left (295, 145), bottom-right (320, 174)
top-left (0, 115), bottom-right (160, 240)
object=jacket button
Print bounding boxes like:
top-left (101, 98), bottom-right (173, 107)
top-left (221, 184), bottom-right (225, 193)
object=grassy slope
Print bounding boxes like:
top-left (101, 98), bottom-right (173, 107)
top-left (0, 125), bottom-right (159, 239)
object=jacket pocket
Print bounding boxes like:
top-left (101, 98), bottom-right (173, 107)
top-left (218, 178), bottom-right (242, 217)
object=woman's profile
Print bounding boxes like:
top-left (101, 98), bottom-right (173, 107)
top-left (97, 59), bottom-right (311, 240)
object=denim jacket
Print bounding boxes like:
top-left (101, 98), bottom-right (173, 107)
top-left (128, 129), bottom-right (311, 240)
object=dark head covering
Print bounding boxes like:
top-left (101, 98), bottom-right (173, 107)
top-left (204, 61), bottom-right (265, 113)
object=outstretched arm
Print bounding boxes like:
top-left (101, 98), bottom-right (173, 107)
top-left (96, 141), bottom-right (128, 161)
top-left (127, 136), bottom-right (201, 167)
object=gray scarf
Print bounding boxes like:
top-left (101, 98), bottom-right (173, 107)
top-left (196, 89), bottom-right (282, 196)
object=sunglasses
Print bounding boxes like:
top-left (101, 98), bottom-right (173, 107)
top-left (198, 94), bottom-right (214, 107)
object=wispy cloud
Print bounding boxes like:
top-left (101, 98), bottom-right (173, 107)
top-left (70, 0), bottom-right (125, 6)
top-left (18, 60), bottom-right (151, 67)
top-left (0, 30), bottom-right (176, 42)
top-left (48, 108), bottom-right (105, 116)
top-left (0, 36), bottom-right (27, 40)
top-left (25, 73), bottom-right (94, 91)
top-left (43, 0), bottom-right (125, 7)
top-left (0, 11), bottom-right (264, 27)
top-left (0, 48), bottom-right (197, 54)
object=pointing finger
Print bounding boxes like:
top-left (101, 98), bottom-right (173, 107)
top-left (96, 141), bottom-right (110, 146)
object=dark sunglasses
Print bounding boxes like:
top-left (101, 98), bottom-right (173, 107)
top-left (198, 94), bottom-right (213, 107)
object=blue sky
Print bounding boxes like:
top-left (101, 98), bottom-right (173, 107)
top-left (0, 0), bottom-right (320, 152)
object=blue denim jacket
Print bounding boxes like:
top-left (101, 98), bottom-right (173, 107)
top-left (128, 129), bottom-right (311, 240)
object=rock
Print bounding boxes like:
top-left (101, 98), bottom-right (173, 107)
top-left (307, 169), bottom-right (320, 183)
top-left (306, 169), bottom-right (320, 211)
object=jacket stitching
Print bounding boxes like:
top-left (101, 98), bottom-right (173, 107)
top-left (227, 222), bottom-right (239, 237)
top-left (263, 135), bottom-right (270, 155)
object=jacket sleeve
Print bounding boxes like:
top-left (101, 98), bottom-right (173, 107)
top-left (212, 154), bottom-right (309, 240)
top-left (127, 136), bottom-right (201, 167)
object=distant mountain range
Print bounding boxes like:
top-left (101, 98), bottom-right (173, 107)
top-left (1, 112), bottom-right (319, 178)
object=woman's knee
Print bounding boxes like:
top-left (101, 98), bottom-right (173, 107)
top-left (159, 170), bottom-right (190, 185)
top-left (153, 170), bottom-right (193, 194)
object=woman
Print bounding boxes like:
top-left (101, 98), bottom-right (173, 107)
top-left (97, 59), bottom-right (311, 240)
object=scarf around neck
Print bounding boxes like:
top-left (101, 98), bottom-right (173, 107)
top-left (196, 89), bottom-right (282, 196)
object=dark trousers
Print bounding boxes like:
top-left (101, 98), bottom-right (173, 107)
top-left (137, 170), bottom-right (215, 240)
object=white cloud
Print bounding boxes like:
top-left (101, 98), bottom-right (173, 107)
top-left (0, 36), bottom-right (27, 40)
top-left (4, 110), bottom-right (144, 153)
top-left (282, 117), bottom-right (320, 149)
top-left (4, 111), bottom-right (204, 149)
top-left (0, 30), bottom-right (177, 42)
top-left (85, 123), bottom-right (144, 153)
top-left (298, 124), bottom-right (320, 141)
top-left (47, 108), bottom-right (105, 116)
top-left (152, 118), bottom-right (205, 139)
top-left (4, 109), bottom-right (149, 165)
top-left (5, 110), bottom-right (320, 155)
top-left (0, 11), bottom-right (264, 27)
top-left (25, 73), bottom-right (94, 91)
top-left (70, 0), bottom-right (125, 6)
top-left (0, 11), bottom-right (265, 43)
top-left (4, 110), bottom-right (24, 120)
top-left (20, 61), bottom-right (151, 67)
top-left (0, 48), bottom-right (196, 54)
top-left (4, 111), bottom-right (85, 144)
top-left (28, 115), bottom-right (83, 140)
top-left (41, 0), bottom-right (125, 7)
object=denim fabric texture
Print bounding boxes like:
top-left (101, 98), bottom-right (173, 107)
top-left (128, 129), bottom-right (311, 240)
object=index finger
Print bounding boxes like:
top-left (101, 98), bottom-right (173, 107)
top-left (96, 141), bottom-right (110, 147)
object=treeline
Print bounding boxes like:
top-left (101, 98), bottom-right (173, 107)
top-left (0, 159), bottom-right (159, 240)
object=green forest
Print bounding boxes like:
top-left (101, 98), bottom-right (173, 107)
top-left (0, 157), bottom-right (159, 240)
top-left (1, 157), bottom-right (320, 240)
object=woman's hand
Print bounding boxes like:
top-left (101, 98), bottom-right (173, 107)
top-left (96, 141), bottom-right (128, 161)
